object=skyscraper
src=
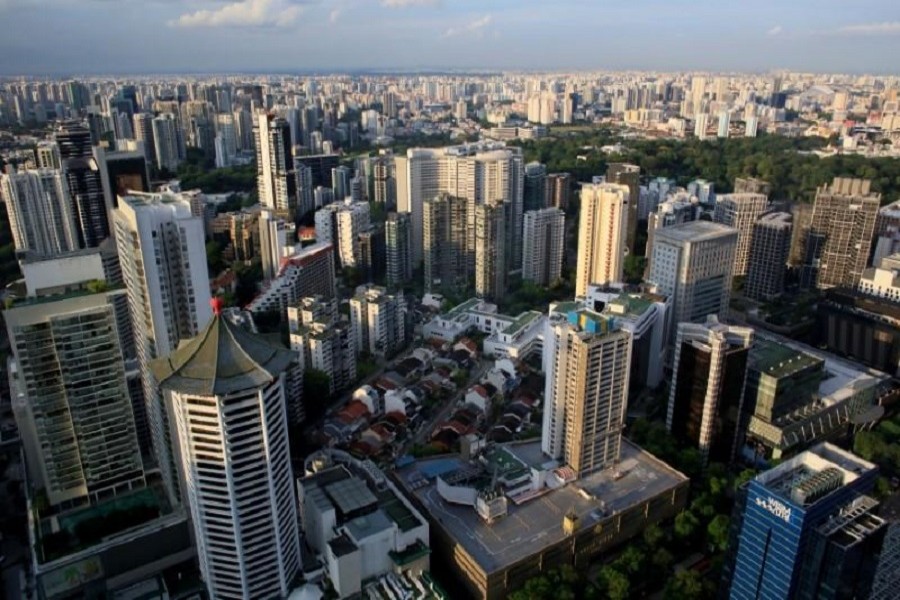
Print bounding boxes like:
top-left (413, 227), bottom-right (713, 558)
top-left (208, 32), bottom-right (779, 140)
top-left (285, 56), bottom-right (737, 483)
top-left (546, 172), bottom-right (572, 211)
top-left (114, 192), bottom-right (212, 502)
top-left (423, 193), bottom-right (472, 295)
top-left (542, 306), bottom-right (631, 477)
top-left (132, 112), bottom-right (155, 165)
top-left (725, 444), bottom-right (886, 600)
top-left (57, 121), bottom-right (110, 247)
top-left (745, 212), bottom-right (792, 301)
top-left (802, 178), bottom-right (880, 289)
top-left (255, 111), bottom-right (298, 220)
top-left (474, 202), bottom-right (507, 302)
top-left (646, 221), bottom-right (737, 330)
top-left (1, 168), bottom-right (78, 256)
top-left (6, 289), bottom-right (145, 509)
top-left (606, 163), bottom-right (641, 254)
top-left (385, 212), bottom-right (412, 288)
top-left (151, 113), bottom-right (183, 173)
top-left (713, 193), bottom-right (769, 276)
top-left (522, 207), bottom-right (565, 287)
top-left (576, 183), bottom-right (629, 297)
top-left (523, 161), bottom-right (548, 212)
top-left (666, 316), bottom-right (753, 465)
top-left (350, 284), bottom-right (407, 358)
top-left (395, 142), bottom-right (523, 268)
top-left (152, 302), bottom-right (301, 600)
top-left (214, 112), bottom-right (237, 168)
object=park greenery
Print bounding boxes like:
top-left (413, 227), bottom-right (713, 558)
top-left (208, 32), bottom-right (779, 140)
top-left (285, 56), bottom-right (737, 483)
top-left (853, 411), bottom-right (900, 497)
top-left (513, 129), bottom-right (900, 204)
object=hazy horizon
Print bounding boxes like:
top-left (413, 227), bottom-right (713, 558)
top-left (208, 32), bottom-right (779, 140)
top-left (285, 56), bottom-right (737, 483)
top-left (1, 0), bottom-right (899, 76)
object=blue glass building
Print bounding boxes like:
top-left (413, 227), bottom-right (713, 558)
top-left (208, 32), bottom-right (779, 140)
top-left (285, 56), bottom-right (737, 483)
top-left (726, 443), bottom-right (882, 600)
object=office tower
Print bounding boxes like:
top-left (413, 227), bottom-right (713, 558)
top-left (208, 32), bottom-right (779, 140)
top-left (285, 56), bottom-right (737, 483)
top-left (666, 316), bottom-right (753, 465)
top-left (746, 212), bottom-right (792, 301)
top-left (151, 113), bottom-right (183, 172)
top-left (255, 112), bottom-right (298, 220)
top-left (36, 140), bottom-right (61, 169)
top-left (6, 288), bottom-right (145, 509)
top-left (744, 116), bottom-right (759, 138)
top-left (234, 107), bottom-right (253, 151)
top-left (641, 177), bottom-right (676, 221)
top-left (289, 296), bottom-right (357, 395)
top-left (542, 306), bottom-right (631, 477)
top-left (546, 172), bottom-right (572, 210)
top-left (114, 192), bottom-right (212, 503)
top-left (331, 165), bottom-right (352, 201)
top-left (691, 76), bottom-right (706, 114)
top-left (295, 162), bottom-right (315, 217)
top-left (522, 207), bottom-right (565, 287)
top-left (132, 112), bottom-right (155, 164)
top-left (725, 444), bottom-right (886, 600)
top-left (523, 161), bottom-right (548, 211)
top-left (646, 221), bottom-right (737, 329)
top-left (646, 191), bottom-right (702, 261)
top-left (873, 200), bottom-right (900, 264)
top-left (738, 339), bottom-right (827, 461)
top-left (152, 302), bottom-right (301, 600)
top-left (1, 168), bottom-right (78, 256)
top-left (350, 284), bottom-right (407, 358)
top-left (575, 183), bottom-right (629, 297)
top-left (385, 212), bottom-right (412, 288)
top-left (802, 178), bottom-right (880, 289)
top-left (357, 224), bottom-right (385, 284)
top-left (713, 193), bottom-right (768, 276)
top-left (214, 112), bottom-right (237, 168)
top-left (93, 144), bottom-right (150, 210)
top-left (395, 142), bottom-right (523, 268)
top-left (259, 209), bottom-right (294, 280)
top-left (373, 157), bottom-right (396, 208)
top-left (294, 153), bottom-right (340, 188)
top-left (694, 113), bottom-right (710, 139)
top-left (423, 193), bottom-right (472, 295)
top-left (688, 179), bottom-right (715, 206)
top-left (56, 122), bottom-right (110, 248)
top-left (474, 202), bottom-right (507, 302)
top-left (717, 111), bottom-right (731, 138)
top-left (733, 177), bottom-right (771, 196)
top-left (606, 163), bottom-right (640, 254)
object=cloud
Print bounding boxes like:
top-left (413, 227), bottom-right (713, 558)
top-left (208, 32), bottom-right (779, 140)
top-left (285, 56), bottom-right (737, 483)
top-left (835, 21), bottom-right (900, 36)
top-left (329, 6), bottom-right (342, 23)
top-left (767, 25), bottom-right (782, 37)
top-left (380, 0), bottom-right (438, 7)
top-left (169, 0), bottom-right (305, 28)
top-left (442, 14), bottom-right (491, 38)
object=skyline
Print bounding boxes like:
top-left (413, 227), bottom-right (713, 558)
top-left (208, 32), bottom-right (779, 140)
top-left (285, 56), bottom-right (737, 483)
top-left (1, 0), bottom-right (900, 75)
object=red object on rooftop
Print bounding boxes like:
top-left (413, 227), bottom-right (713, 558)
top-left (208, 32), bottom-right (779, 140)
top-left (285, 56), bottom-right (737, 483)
top-left (210, 297), bottom-right (224, 316)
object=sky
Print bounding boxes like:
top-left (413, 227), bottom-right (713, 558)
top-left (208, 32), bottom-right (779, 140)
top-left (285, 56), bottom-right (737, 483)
top-left (1, 0), bottom-right (899, 75)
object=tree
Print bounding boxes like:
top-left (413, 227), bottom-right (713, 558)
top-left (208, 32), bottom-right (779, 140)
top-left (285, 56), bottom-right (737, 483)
top-left (599, 566), bottom-right (630, 600)
top-left (674, 510), bottom-right (700, 541)
top-left (302, 369), bottom-right (332, 419)
top-left (707, 514), bottom-right (731, 552)
top-left (663, 569), bottom-right (713, 600)
top-left (206, 240), bottom-right (225, 275)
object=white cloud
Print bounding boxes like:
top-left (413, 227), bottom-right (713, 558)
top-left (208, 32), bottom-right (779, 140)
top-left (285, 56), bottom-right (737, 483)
top-left (442, 14), bottom-right (491, 38)
top-left (169, 0), bottom-right (305, 28)
top-left (329, 6), bottom-right (342, 23)
top-left (380, 0), bottom-right (438, 7)
top-left (836, 21), bottom-right (900, 36)
top-left (767, 25), bottom-right (782, 37)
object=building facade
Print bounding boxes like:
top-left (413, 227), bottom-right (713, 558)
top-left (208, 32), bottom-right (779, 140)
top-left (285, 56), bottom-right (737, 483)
top-left (575, 183), bottom-right (630, 297)
top-left (522, 207), bottom-right (565, 287)
top-left (153, 307), bottom-right (301, 600)
top-left (713, 192), bottom-right (769, 276)
top-left (745, 212), bottom-right (792, 301)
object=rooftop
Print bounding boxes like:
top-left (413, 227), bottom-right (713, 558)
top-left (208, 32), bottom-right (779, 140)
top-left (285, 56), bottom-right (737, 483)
top-left (151, 312), bottom-right (295, 396)
top-left (750, 339), bottom-right (823, 379)
top-left (501, 311), bottom-right (542, 335)
top-left (395, 439), bottom-right (687, 574)
top-left (654, 220), bottom-right (737, 243)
